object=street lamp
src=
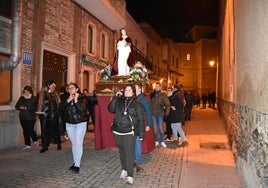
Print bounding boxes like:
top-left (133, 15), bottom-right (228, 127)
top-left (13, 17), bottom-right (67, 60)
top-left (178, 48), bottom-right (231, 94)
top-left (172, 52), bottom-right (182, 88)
top-left (209, 60), bottom-right (215, 67)
top-left (209, 60), bottom-right (218, 107)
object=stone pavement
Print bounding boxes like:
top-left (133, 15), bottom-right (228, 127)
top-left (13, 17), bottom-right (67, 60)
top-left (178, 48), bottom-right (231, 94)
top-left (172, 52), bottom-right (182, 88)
top-left (0, 108), bottom-right (242, 188)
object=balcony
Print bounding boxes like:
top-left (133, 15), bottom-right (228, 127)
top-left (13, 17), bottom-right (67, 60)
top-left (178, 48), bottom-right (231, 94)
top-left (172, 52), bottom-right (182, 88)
top-left (132, 46), bottom-right (153, 71)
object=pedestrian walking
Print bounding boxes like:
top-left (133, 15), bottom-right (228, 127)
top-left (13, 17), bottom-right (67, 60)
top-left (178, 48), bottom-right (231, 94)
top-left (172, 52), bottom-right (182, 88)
top-left (36, 80), bottom-right (61, 153)
top-left (184, 90), bottom-right (194, 122)
top-left (150, 83), bottom-right (170, 148)
top-left (15, 86), bottom-right (39, 149)
top-left (108, 84), bottom-right (145, 185)
top-left (134, 83), bottom-right (152, 172)
top-left (168, 84), bottom-right (188, 147)
top-left (165, 87), bottom-right (173, 141)
top-left (60, 83), bottom-right (88, 174)
top-left (59, 84), bottom-right (70, 141)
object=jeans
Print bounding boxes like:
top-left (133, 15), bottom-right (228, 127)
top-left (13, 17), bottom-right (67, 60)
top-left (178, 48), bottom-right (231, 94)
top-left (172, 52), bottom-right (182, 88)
top-left (113, 133), bottom-right (136, 178)
top-left (152, 115), bottom-right (164, 143)
top-left (134, 137), bottom-right (142, 166)
top-left (66, 122), bottom-right (87, 167)
top-left (171, 122), bottom-right (186, 142)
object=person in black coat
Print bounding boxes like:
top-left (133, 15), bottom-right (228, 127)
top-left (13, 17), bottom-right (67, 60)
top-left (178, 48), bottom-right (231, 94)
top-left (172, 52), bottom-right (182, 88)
top-left (36, 80), bottom-right (61, 153)
top-left (82, 89), bottom-right (98, 131)
top-left (60, 82), bottom-right (88, 174)
top-left (15, 86), bottom-right (39, 149)
top-left (168, 84), bottom-right (188, 147)
top-left (59, 84), bottom-right (70, 139)
top-left (88, 90), bottom-right (98, 127)
top-left (108, 84), bottom-right (145, 185)
top-left (164, 87), bottom-right (173, 141)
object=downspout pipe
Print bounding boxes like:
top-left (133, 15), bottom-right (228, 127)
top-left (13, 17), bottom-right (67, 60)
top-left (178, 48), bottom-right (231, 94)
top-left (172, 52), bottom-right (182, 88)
top-left (0, 0), bottom-right (22, 71)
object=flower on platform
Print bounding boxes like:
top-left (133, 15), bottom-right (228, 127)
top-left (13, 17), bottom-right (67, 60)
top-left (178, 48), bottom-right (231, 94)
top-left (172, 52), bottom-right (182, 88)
top-left (128, 61), bottom-right (149, 85)
top-left (99, 64), bottom-right (111, 82)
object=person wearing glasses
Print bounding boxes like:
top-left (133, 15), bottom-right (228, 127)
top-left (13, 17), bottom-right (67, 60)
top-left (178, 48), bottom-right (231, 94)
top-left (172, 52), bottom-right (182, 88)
top-left (60, 82), bottom-right (88, 174)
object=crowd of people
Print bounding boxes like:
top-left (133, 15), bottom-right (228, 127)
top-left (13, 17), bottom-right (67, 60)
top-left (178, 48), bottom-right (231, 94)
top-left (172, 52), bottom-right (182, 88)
top-left (16, 80), bottom-right (98, 174)
top-left (16, 80), bottom-right (216, 184)
top-left (15, 28), bottom-right (216, 185)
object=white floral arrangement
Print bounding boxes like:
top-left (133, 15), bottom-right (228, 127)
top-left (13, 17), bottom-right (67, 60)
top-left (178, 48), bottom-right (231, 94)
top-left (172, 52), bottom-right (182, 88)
top-left (128, 61), bottom-right (149, 85)
top-left (99, 64), bottom-right (111, 82)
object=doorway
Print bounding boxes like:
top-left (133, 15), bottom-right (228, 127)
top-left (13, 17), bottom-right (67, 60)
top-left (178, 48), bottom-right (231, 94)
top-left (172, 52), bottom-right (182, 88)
top-left (42, 50), bottom-right (68, 89)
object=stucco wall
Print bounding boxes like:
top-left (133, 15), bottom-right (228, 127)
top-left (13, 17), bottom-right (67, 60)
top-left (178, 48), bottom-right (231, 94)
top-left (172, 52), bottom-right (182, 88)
top-left (219, 0), bottom-right (268, 187)
top-left (235, 0), bottom-right (268, 114)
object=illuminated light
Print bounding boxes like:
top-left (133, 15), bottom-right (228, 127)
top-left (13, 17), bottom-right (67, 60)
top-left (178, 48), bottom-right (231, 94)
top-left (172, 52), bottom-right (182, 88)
top-left (209, 61), bottom-right (215, 67)
top-left (186, 53), bottom-right (191, 61)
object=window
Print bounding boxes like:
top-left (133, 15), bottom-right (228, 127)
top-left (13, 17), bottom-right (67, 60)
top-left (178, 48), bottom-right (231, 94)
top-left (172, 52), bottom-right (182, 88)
top-left (100, 32), bottom-right (108, 59)
top-left (0, 0), bottom-right (11, 18)
top-left (87, 23), bottom-right (96, 54)
top-left (186, 53), bottom-right (191, 61)
top-left (87, 26), bottom-right (93, 53)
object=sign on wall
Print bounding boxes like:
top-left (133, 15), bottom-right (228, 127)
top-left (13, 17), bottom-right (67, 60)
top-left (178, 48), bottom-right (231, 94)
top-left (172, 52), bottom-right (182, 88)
top-left (22, 51), bottom-right (33, 66)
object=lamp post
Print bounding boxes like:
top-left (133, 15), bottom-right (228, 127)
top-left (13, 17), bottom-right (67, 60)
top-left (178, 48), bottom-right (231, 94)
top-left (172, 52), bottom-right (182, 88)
top-left (209, 60), bottom-right (218, 107)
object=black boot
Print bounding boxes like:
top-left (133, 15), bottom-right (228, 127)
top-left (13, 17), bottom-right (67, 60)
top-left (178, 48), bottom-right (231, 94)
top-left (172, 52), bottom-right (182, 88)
top-left (57, 143), bottom-right (62, 150)
top-left (73, 166), bottom-right (80, 174)
top-left (69, 163), bottom-right (75, 171)
top-left (40, 147), bottom-right (48, 153)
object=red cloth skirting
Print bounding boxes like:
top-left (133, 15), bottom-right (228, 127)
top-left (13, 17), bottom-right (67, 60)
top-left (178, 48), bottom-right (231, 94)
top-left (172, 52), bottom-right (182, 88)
top-left (94, 95), bottom-right (154, 154)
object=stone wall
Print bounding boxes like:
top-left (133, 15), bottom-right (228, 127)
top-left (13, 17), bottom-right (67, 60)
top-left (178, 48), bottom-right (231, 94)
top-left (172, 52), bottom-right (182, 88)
top-left (218, 99), bottom-right (268, 188)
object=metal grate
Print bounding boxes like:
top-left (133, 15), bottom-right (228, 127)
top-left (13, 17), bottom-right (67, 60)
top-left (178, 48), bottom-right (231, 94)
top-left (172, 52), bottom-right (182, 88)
top-left (200, 142), bottom-right (227, 149)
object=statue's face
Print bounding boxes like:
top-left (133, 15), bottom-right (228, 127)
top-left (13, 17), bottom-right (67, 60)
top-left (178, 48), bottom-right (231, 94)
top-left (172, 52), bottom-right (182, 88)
top-left (121, 29), bottom-right (126, 36)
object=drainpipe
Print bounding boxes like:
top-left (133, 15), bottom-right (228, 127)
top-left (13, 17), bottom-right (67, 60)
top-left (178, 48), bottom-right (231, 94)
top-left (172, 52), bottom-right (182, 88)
top-left (0, 0), bottom-right (22, 71)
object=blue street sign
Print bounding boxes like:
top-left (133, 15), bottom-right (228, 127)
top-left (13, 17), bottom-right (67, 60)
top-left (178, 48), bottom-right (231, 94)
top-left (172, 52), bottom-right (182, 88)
top-left (22, 51), bottom-right (33, 66)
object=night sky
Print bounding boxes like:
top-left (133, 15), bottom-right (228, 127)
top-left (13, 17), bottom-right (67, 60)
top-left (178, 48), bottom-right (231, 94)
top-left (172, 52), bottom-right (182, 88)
top-left (125, 0), bottom-right (219, 43)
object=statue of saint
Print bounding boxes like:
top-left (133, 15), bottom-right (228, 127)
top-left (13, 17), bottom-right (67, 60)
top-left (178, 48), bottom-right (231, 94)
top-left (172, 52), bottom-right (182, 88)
top-left (112, 29), bottom-right (134, 76)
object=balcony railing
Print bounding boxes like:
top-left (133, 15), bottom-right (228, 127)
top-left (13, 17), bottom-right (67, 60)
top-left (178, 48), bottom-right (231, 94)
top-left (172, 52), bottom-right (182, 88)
top-left (132, 46), bottom-right (153, 71)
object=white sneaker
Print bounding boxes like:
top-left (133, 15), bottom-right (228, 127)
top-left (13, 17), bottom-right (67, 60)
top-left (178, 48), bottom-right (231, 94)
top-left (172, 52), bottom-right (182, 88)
top-left (155, 141), bottom-right (159, 147)
top-left (22, 145), bottom-right (31, 150)
top-left (164, 138), bottom-right (172, 142)
top-left (161, 142), bottom-right (167, 148)
top-left (126, 176), bottom-right (134, 184)
top-left (120, 170), bottom-right (127, 179)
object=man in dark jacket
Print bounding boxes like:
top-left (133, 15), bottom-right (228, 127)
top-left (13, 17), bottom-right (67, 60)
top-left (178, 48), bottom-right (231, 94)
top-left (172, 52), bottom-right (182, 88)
top-left (151, 83), bottom-right (170, 148)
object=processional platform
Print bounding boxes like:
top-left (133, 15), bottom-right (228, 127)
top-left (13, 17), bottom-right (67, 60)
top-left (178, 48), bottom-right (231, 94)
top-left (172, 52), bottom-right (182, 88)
top-left (95, 75), bottom-right (131, 93)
